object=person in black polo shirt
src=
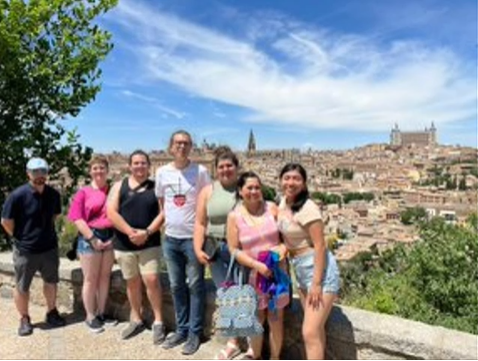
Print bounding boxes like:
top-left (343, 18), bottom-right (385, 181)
top-left (1, 157), bottom-right (66, 336)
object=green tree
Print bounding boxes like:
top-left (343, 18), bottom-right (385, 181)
top-left (0, 0), bottom-right (117, 248)
top-left (400, 207), bottom-right (427, 225)
top-left (261, 184), bottom-right (277, 202)
top-left (458, 176), bottom-right (467, 191)
top-left (342, 214), bottom-right (478, 334)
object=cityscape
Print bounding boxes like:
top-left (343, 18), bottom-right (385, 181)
top-left (102, 123), bottom-right (478, 263)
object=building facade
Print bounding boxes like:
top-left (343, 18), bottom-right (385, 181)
top-left (390, 122), bottom-right (437, 147)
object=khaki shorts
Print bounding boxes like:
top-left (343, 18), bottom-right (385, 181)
top-left (114, 246), bottom-right (161, 280)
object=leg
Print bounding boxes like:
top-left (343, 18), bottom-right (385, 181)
top-left (138, 247), bottom-right (163, 323)
top-left (79, 252), bottom-right (102, 320)
top-left (12, 248), bottom-right (35, 318)
top-left (14, 289), bottom-right (30, 317)
top-left (43, 282), bottom-right (57, 312)
top-left (37, 248), bottom-right (60, 312)
top-left (163, 237), bottom-right (189, 337)
top-left (115, 250), bottom-right (143, 322)
top-left (209, 241), bottom-right (230, 288)
top-left (126, 276), bottom-right (143, 322)
top-left (248, 310), bottom-right (267, 359)
top-left (183, 239), bottom-right (205, 337)
top-left (97, 249), bottom-right (115, 315)
top-left (267, 309), bottom-right (285, 359)
top-left (302, 293), bottom-right (336, 360)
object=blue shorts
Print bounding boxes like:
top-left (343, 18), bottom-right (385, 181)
top-left (289, 249), bottom-right (340, 294)
top-left (77, 235), bottom-right (95, 255)
top-left (77, 228), bottom-right (114, 255)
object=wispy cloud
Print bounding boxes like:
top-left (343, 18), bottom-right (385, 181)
top-left (107, 0), bottom-right (476, 132)
top-left (120, 90), bottom-right (187, 119)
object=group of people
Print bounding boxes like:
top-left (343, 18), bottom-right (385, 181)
top-left (1, 129), bottom-right (340, 360)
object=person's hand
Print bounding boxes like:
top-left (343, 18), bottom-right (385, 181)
top-left (97, 239), bottom-right (113, 251)
top-left (129, 229), bottom-right (148, 246)
top-left (255, 261), bottom-right (272, 278)
top-left (271, 244), bottom-right (288, 260)
top-left (89, 237), bottom-right (102, 251)
top-left (307, 283), bottom-right (323, 309)
top-left (195, 250), bottom-right (210, 265)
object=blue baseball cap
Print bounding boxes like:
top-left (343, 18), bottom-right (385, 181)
top-left (26, 157), bottom-right (49, 172)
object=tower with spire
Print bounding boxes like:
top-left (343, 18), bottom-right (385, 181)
top-left (247, 129), bottom-right (256, 156)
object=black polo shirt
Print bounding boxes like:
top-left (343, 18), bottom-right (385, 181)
top-left (1, 183), bottom-right (61, 254)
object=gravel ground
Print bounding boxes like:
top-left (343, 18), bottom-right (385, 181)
top-left (0, 299), bottom-right (223, 360)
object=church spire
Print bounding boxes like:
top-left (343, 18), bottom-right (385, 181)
top-left (247, 129), bottom-right (256, 156)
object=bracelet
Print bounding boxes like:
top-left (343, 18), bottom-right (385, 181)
top-left (86, 236), bottom-right (98, 246)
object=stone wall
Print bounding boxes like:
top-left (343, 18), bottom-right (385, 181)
top-left (0, 252), bottom-right (476, 360)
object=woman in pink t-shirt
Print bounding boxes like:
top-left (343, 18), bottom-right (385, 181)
top-left (67, 156), bottom-right (117, 333)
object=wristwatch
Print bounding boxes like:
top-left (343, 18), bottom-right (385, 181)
top-left (145, 228), bottom-right (152, 238)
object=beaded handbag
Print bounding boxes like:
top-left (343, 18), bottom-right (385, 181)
top-left (215, 254), bottom-right (263, 337)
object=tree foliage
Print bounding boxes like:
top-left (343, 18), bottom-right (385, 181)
top-left (341, 214), bottom-right (478, 334)
top-left (0, 0), bottom-right (117, 247)
top-left (400, 206), bottom-right (427, 225)
top-left (262, 184), bottom-right (277, 202)
top-left (311, 191), bottom-right (342, 205)
top-left (342, 192), bottom-right (374, 204)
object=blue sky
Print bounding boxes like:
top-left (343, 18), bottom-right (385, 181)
top-left (65, 0), bottom-right (477, 152)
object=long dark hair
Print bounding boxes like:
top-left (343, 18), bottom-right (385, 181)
top-left (236, 171), bottom-right (261, 201)
top-left (279, 163), bottom-right (309, 213)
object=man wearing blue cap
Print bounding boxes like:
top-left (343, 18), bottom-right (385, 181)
top-left (1, 157), bottom-right (66, 336)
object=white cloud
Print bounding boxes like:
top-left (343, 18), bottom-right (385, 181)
top-left (107, 0), bottom-right (476, 132)
top-left (120, 90), bottom-right (187, 119)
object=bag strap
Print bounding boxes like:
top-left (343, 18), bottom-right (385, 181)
top-left (225, 249), bottom-right (245, 286)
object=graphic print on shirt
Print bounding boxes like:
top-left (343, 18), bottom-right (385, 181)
top-left (166, 177), bottom-right (196, 207)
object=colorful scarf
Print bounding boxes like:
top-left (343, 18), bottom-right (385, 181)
top-left (256, 250), bottom-right (290, 312)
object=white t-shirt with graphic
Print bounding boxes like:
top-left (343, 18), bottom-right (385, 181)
top-left (155, 162), bottom-right (211, 238)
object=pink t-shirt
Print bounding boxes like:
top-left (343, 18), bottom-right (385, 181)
top-left (68, 186), bottom-right (112, 229)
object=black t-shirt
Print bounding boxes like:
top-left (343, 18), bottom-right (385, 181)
top-left (113, 178), bottom-right (161, 251)
top-left (1, 183), bottom-right (61, 253)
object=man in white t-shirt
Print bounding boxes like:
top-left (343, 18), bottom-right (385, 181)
top-left (155, 130), bottom-right (211, 355)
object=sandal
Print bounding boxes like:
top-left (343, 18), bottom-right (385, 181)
top-left (215, 341), bottom-right (242, 360)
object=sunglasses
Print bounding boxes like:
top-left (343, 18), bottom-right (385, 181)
top-left (30, 168), bottom-right (48, 176)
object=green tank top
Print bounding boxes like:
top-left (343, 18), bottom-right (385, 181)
top-left (206, 181), bottom-right (237, 238)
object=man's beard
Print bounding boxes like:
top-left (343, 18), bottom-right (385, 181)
top-left (33, 177), bottom-right (46, 185)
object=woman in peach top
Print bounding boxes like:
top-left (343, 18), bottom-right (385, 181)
top-left (277, 163), bottom-right (340, 360)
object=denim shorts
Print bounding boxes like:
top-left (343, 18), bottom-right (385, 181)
top-left (289, 249), bottom-right (340, 294)
top-left (77, 228), bottom-right (114, 255)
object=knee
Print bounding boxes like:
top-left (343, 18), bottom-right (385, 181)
top-left (143, 274), bottom-right (160, 290)
top-left (302, 324), bottom-right (321, 344)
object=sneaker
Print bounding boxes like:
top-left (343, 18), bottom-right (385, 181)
top-left (152, 323), bottom-right (166, 345)
top-left (120, 321), bottom-right (145, 340)
top-left (182, 333), bottom-right (201, 355)
top-left (85, 317), bottom-right (104, 334)
top-left (97, 314), bottom-right (118, 327)
top-left (45, 308), bottom-right (66, 328)
top-left (18, 315), bottom-right (33, 337)
top-left (162, 332), bottom-right (188, 349)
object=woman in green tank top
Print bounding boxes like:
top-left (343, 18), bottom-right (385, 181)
top-left (193, 146), bottom-right (241, 360)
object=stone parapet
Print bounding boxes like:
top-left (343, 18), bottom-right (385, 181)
top-left (0, 252), bottom-right (476, 360)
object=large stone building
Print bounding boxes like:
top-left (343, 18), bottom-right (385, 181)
top-left (390, 122), bottom-right (437, 147)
